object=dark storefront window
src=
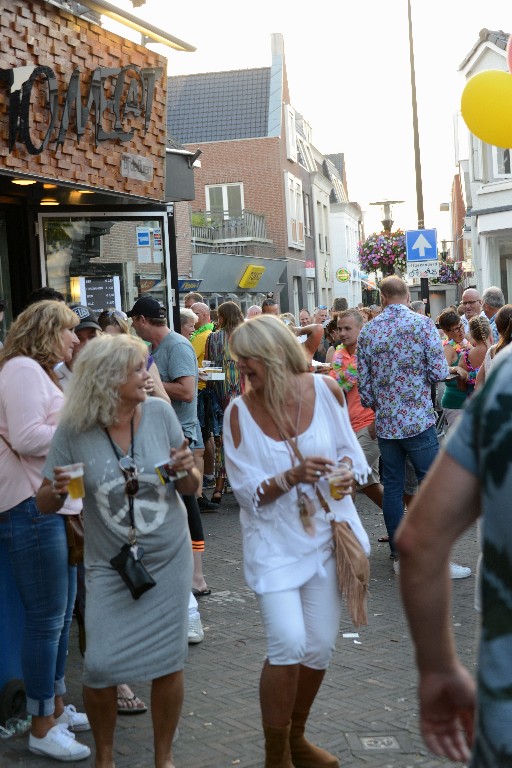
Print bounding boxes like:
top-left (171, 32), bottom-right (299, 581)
top-left (39, 213), bottom-right (170, 315)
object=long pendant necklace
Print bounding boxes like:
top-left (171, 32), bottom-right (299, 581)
top-left (105, 415), bottom-right (137, 542)
top-left (276, 385), bottom-right (317, 536)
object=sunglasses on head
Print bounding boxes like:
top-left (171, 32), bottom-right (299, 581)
top-left (317, 305), bottom-right (327, 310)
top-left (118, 456), bottom-right (139, 497)
top-left (99, 309), bottom-right (128, 321)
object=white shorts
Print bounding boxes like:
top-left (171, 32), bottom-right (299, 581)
top-left (256, 557), bottom-right (342, 668)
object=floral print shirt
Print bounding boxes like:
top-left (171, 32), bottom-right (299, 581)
top-left (357, 304), bottom-right (448, 439)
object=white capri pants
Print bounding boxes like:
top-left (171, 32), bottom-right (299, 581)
top-left (257, 556), bottom-right (342, 669)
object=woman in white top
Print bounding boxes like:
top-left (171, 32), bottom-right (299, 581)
top-left (223, 315), bottom-right (369, 768)
top-left (475, 304), bottom-right (512, 390)
top-left (0, 300), bottom-right (91, 762)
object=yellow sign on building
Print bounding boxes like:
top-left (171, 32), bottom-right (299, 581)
top-left (238, 265), bottom-right (266, 288)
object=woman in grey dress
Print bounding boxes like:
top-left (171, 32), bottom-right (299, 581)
top-left (36, 334), bottom-right (199, 768)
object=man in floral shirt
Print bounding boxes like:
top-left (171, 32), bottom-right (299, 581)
top-left (357, 277), bottom-right (470, 576)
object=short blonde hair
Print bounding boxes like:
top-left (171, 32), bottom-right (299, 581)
top-left (180, 307), bottom-right (198, 326)
top-left (0, 300), bottom-right (78, 382)
top-left (229, 315), bottom-right (308, 426)
top-left (60, 334), bottom-right (148, 431)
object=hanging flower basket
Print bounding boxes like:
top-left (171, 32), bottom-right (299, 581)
top-left (357, 230), bottom-right (407, 276)
top-left (429, 259), bottom-right (464, 285)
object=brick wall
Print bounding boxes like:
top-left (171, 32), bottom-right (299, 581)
top-left (185, 136), bottom-right (292, 256)
top-left (0, 0), bottom-right (167, 200)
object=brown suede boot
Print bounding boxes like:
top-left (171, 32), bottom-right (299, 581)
top-left (289, 711), bottom-right (339, 767)
top-left (263, 722), bottom-right (293, 768)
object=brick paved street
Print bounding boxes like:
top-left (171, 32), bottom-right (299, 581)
top-left (1, 491), bottom-right (479, 767)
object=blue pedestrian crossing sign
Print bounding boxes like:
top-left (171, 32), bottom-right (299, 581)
top-left (405, 228), bottom-right (437, 262)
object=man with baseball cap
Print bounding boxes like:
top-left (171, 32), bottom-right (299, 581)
top-left (55, 305), bottom-right (101, 388)
top-left (126, 296), bottom-right (167, 320)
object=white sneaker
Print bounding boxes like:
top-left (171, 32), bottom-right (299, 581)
top-left (29, 724), bottom-right (91, 761)
top-left (188, 614), bottom-right (204, 644)
top-left (393, 559), bottom-right (400, 575)
top-left (55, 704), bottom-right (90, 732)
top-left (450, 562), bottom-right (471, 579)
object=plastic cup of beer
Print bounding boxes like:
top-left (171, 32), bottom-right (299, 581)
top-left (327, 463), bottom-right (352, 500)
top-left (61, 463), bottom-right (85, 499)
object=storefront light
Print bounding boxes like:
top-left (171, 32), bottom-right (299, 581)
top-left (40, 197), bottom-right (59, 206)
top-left (11, 178), bottom-right (37, 186)
top-left (69, 277), bottom-right (81, 304)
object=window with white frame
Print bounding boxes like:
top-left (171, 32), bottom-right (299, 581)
top-left (284, 172), bottom-right (305, 250)
top-left (285, 105), bottom-right (297, 163)
top-left (205, 183), bottom-right (244, 221)
top-left (492, 147), bottom-right (512, 178)
top-left (307, 278), bottom-right (315, 312)
top-left (316, 200), bottom-right (324, 252)
top-left (303, 192), bottom-right (311, 237)
top-left (297, 136), bottom-right (316, 172)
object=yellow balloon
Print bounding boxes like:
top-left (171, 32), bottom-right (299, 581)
top-left (461, 70), bottom-right (512, 148)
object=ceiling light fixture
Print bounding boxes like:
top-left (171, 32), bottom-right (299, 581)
top-left (40, 197), bottom-right (59, 206)
top-left (11, 178), bottom-right (37, 186)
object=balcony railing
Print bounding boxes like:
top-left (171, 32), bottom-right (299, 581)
top-left (191, 210), bottom-right (268, 241)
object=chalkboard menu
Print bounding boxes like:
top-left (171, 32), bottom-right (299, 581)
top-left (78, 276), bottom-right (121, 313)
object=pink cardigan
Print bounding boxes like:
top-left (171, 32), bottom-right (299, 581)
top-left (0, 357), bottom-right (66, 512)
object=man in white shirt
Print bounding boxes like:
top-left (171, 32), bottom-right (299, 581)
top-left (460, 288), bottom-right (486, 334)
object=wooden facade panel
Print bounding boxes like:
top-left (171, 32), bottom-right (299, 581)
top-left (0, 0), bottom-right (167, 201)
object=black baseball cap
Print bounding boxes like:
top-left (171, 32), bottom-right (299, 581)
top-left (70, 304), bottom-right (101, 332)
top-left (126, 296), bottom-right (166, 319)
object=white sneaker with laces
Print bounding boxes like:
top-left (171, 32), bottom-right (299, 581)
top-left (55, 704), bottom-right (90, 732)
top-left (450, 562), bottom-right (471, 579)
top-left (188, 614), bottom-right (204, 644)
top-left (29, 724), bottom-right (91, 761)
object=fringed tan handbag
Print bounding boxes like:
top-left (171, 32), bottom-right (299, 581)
top-left (281, 433), bottom-right (369, 627)
top-left (325, 511), bottom-right (369, 627)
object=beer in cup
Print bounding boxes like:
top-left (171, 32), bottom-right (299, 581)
top-left (61, 463), bottom-right (85, 499)
top-left (327, 462), bottom-right (352, 500)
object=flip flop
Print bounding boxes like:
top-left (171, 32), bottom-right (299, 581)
top-left (117, 695), bottom-right (147, 715)
top-left (378, 535), bottom-right (390, 543)
top-left (192, 588), bottom-right (211, 597)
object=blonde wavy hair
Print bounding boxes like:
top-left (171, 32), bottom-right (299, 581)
top-left (60, 334), bottom-right (149, 432)
top-left (0, 300), bottom-right (78, 382)
top-left (228, 314), bottom-right (308, 431)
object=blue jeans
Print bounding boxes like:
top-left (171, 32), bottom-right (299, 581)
top-left (378, 426), bottom-right (439, 556)
top-left (0, 498), bottom-right (77, 716)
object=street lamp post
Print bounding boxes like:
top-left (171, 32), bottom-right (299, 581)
top-left (369, 199), bottom-right (404, 234)
top-left (407, 0), bottom-right (429, 312)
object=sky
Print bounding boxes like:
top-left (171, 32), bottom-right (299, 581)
top-left (105, 0), bottom-right (511, 242)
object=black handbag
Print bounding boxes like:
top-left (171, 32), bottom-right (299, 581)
top-left (105, 422), bottom-right (156, 599)
top-left (110, 543), bottom-right (156, 600)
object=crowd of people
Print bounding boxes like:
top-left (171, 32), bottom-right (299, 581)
top-left (0, 279), bottom-right (511, 767)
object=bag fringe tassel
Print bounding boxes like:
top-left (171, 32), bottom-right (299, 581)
top-left (331, 520), bottom-right (369, 627)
